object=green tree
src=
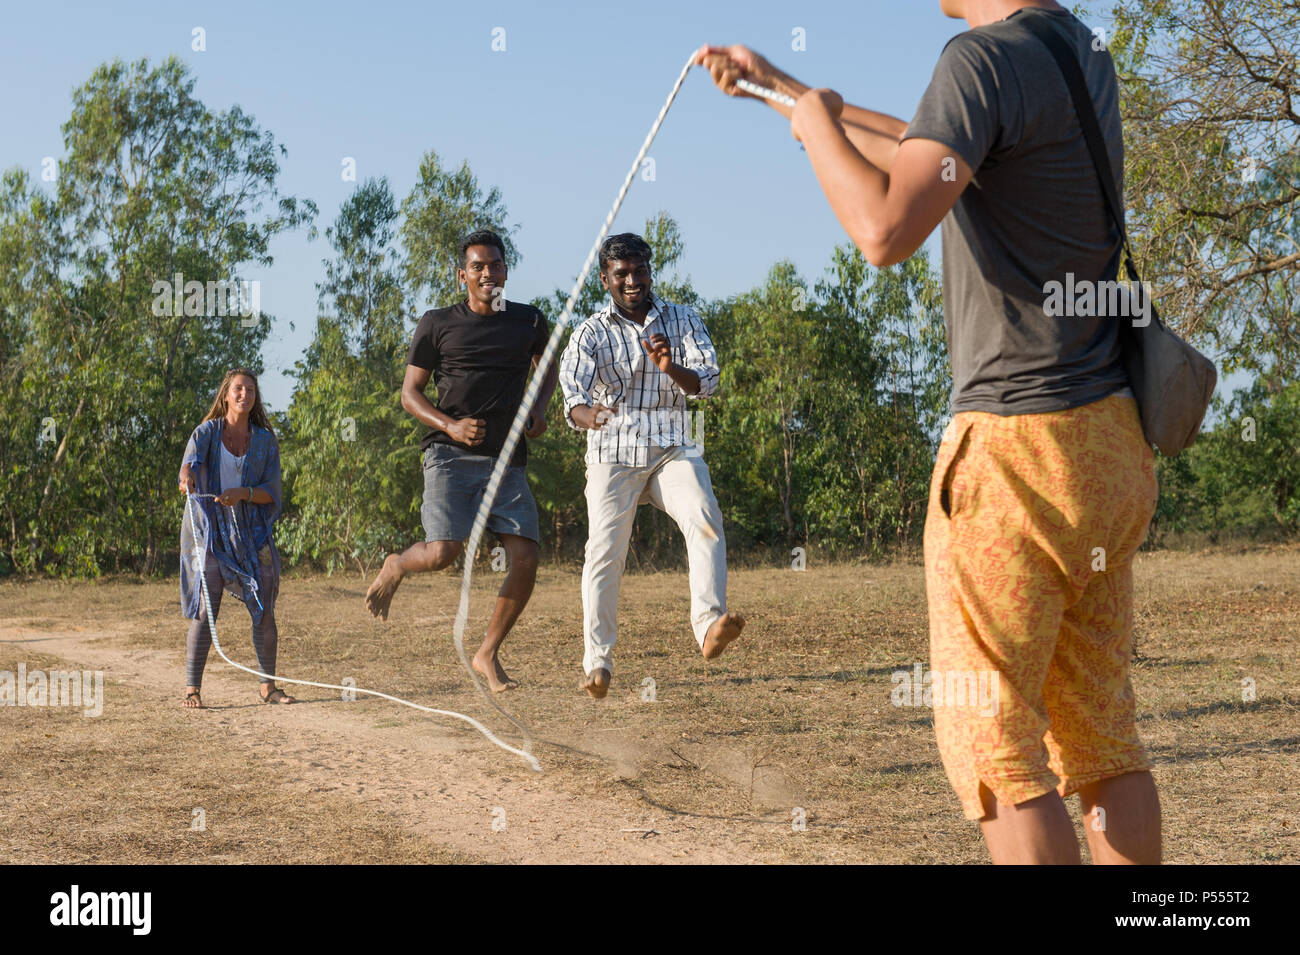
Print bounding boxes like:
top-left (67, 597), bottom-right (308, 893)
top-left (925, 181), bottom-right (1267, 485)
top-left (1097, 0), bottom-right (1300, 379)
top-left (0, 57), bottom-right (314, 574)
top-left (809, 246), bottom-right (950, 553)
top-left (400, 151), bottom-right (517, 310)
top-left (1211, 381), bottom-right (1300, 532)
top-left (281, 178), bottom-right (417, 574)
top-left (709, 261), bottom-right (821, 548)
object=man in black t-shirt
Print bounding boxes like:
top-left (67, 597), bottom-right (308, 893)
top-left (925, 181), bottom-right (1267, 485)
top-left (365, 230), bottom-right (557, 693)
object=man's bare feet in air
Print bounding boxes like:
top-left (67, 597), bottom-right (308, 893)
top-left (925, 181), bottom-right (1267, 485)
top-left (472, 650), bottom-right (519, 693)
top-left (581, 667), bottom-right (611, 699)
top-left (702, 612), bottom-right (746, 660)
top-left (364, 554), bottom-right (405, 621)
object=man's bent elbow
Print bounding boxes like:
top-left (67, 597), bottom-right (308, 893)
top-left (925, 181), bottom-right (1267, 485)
top-left (852, 221), bottom-right (910, 267)
top-left (872, 248), bottom-right (914, 268)
top-left (692, 373), bottom-right (720, 400)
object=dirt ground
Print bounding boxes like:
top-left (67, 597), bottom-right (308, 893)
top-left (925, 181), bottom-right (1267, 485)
top-left (1, 543), bottom-right (1297, 864)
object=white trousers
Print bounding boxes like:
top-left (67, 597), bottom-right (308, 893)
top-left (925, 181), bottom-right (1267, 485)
top-left (581, 445), bottom-right (727, 675)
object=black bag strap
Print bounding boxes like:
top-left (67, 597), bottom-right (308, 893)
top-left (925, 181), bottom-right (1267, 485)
top-left (1017, 13), bottom-right (1140, 283)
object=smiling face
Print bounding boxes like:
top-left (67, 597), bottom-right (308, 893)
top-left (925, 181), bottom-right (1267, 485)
top-left (225, 374), bottom-right (256, 417)
top-left (600, 256), bottom-right (653, 316)
top-left (459, 243), bottom-right (507, 309)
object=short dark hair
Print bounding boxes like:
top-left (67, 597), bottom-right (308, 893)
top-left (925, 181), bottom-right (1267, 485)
top-left (461, 229), bottom-right (506, 265)
top-left (599, 233), bottom-right (652, 273)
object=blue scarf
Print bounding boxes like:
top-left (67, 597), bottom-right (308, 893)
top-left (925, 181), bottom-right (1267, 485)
top-left (179, 418), bottom-right (282, 625)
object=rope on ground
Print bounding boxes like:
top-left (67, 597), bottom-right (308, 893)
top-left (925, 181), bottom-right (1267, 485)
top-left (184, 493), bottom-right (542, 771)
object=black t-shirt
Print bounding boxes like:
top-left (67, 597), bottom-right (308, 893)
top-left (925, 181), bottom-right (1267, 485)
top-left (406, 300), bottom-right (549, 465)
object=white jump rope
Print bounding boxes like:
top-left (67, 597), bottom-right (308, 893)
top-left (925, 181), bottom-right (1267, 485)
top-left (187, 59), bottom-right (793, 773)
top-left (185, 493), bottom-right (542, 769)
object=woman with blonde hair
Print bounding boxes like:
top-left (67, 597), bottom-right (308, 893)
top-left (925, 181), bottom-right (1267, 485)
top-left (178, 368), bottom-right (295, 707)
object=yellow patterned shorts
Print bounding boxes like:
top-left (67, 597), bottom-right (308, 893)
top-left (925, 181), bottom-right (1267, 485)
top-left (924, 393), bottom-right (1158, 821)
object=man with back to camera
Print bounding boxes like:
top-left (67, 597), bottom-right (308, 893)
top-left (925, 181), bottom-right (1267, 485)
top-left (697, 0), bottom-right (1162, 864)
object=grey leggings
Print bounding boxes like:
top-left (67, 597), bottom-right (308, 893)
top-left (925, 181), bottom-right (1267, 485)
top-left (186, 554), bottom-right (277, 687)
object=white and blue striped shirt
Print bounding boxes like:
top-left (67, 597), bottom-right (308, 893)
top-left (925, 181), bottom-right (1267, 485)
top-left (560, 294), bottom-right (720, 466)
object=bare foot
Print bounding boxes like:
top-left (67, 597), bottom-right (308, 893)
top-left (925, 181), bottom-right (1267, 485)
top-left (365, 554), bottom-right (405, 621)
top-left (581, 668), bottom-right (611, 699)
top-left (702, 612), bottom-right (746, 660)
top-left (183, 686), bottom-right (202, 709)
top-left (472, 651), bottom-right (519, 692)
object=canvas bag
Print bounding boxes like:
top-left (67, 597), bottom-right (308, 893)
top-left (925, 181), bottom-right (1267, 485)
top-left (1019, 12), bottom-right (1217, 455)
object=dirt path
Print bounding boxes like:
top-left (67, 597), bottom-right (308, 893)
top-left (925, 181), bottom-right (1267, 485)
top-left (9, 548), bottom-right (1296, 864)
top-left (0, 622), bottom-right (775, 864)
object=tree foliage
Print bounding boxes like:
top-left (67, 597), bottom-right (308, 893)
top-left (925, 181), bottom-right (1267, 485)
top-left (1098, 0), bottom-right (1300, 379)
top-left (282, 158), bottom-right (526, 573)
top-left (280, 178), bottom-right (418, 574)
top-left (4, 26), bottom-right (1298, 578)
top-left (0, 57), bottom-right (314, 574)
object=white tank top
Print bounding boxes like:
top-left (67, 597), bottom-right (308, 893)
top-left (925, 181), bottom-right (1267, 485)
top-left (219, 442), bottom-right (246, 494)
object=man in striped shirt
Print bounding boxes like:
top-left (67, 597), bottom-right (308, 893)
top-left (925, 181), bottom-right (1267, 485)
top-left (560, 233), bottom-right (745, 698)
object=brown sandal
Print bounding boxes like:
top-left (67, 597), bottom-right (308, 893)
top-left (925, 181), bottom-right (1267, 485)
top-left (260, 686), bottom-right (295, 704)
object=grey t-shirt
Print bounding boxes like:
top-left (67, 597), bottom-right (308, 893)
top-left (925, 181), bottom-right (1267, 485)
top-left (902, 7), bottom-right (1130, 415)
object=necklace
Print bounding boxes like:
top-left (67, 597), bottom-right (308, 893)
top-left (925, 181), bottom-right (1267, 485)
top-left (223, 424), bottom-right (250, 457)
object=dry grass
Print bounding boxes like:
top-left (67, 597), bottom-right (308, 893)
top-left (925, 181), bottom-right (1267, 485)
top-left (0, 648), bottom-right (471, 864)
top-left (1, 541), bottom-right (1297, 863)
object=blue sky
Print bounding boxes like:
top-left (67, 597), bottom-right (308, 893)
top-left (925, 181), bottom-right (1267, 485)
top-left (3, 0), bottom-right (1143, 411)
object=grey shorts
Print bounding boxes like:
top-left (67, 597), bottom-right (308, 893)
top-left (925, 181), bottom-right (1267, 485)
top-left (421, 444), bottom-right (539, 544)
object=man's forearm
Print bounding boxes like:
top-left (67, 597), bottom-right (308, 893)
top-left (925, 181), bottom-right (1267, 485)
top-left (665, 363), bottom-right (701, 396)
top-left (402, 388), bottom-right (456, 435)
top-left (798, 99), bottom-right (892, 261)
top-left (763, 66), bottom-right (907, 172)
top-left (531, 363), bottom-right (560, 416)
top-left (840, 107), bottom-right (908, 173)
